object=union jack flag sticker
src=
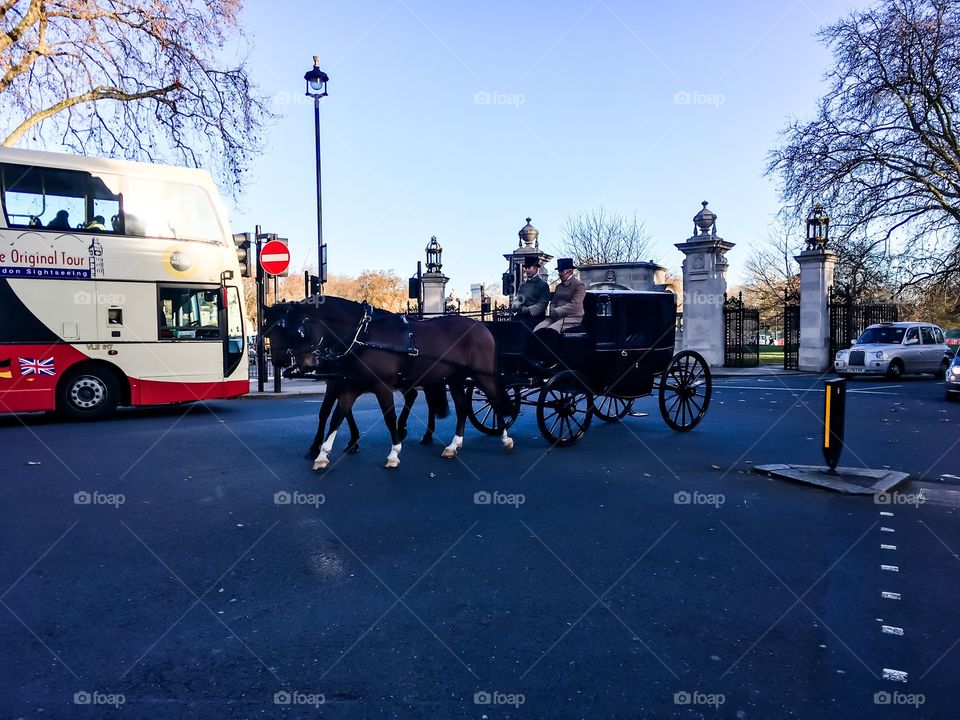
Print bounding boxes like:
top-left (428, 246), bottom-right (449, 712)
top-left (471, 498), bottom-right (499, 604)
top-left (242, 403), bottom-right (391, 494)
top-left (19, 357), bottom-right (56, 377)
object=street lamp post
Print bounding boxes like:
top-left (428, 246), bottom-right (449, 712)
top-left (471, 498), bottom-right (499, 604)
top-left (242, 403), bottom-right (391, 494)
top-left (304, 56), bottom-right (329, 287)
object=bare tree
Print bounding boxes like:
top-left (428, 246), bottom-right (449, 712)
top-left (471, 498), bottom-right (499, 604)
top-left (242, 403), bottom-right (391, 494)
top-left (742, 217), bottom-right (802, 316)
top-left (767, 0), bottom-right (960, 290)
top-left (0, 0), bottom-right (271, 190)
top-left (558, 206), bottom-right (653, 265)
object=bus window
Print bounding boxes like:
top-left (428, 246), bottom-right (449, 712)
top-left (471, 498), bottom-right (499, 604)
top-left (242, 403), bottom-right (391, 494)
top-left (122, 177), bottom-right (222, 242)
top-left (159, 286), bottom-right (221, 340)
top-left (0, 162), bottom-right (120, 231)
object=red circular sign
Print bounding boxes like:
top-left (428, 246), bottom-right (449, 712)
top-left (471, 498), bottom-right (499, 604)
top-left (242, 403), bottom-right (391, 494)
top-left (260, 240), bottom-right (290, 275)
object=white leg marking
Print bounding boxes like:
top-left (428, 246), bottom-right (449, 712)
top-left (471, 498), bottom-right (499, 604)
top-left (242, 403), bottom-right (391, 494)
top-left (313, 430), bottom-right (338, 470)
top-left (385, 443), bottom-right (402, 468)
top-left (441, 434), bottom-right (463, 459)
top-left (501, 429), bottom-right (514, 453)
top-left (320, 430), bottom-right (338, 455)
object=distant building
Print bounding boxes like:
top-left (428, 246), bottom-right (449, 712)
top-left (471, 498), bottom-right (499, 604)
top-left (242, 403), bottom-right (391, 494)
top-left (575, 261), bottom-right (669, 292)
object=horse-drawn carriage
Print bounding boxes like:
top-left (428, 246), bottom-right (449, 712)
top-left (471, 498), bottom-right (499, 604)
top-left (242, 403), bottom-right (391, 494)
top-left (264, 289), bottom-right (710, 469)
top-left (464, 290), bottom-right (712, 446)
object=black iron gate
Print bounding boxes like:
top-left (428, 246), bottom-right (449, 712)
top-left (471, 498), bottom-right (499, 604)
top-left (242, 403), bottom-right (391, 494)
top-left (828, 287), bottom-right (899, 358)
top-left (783, 304), bottom-right (800, 369)
top-left (724, 292), bottom-right (760, 367)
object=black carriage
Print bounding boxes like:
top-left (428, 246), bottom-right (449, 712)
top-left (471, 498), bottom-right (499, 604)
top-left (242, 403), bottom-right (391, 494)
top-left (466, 290), bottom-right (712, 446)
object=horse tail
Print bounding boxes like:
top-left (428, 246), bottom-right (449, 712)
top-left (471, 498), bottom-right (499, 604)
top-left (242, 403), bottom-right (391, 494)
top-left (424, 383), bottom-right (450, 419)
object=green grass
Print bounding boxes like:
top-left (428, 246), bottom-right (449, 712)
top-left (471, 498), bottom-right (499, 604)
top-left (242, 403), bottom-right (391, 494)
top-left (758, 346), bottom-right (785, 366)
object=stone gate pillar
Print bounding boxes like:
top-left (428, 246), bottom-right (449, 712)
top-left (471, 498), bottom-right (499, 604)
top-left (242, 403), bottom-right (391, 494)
top-left (674, 202), bottom-right (734, 367)
top-left (421, 235), bottom-right (448, 316)
top-left (794, 248), bottom-right (837, 372)
top-left (503, 218), bottom-right (552, 300)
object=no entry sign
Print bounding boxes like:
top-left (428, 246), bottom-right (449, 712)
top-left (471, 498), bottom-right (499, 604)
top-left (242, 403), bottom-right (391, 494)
top-left (260, 239), bottom-right (290, 276)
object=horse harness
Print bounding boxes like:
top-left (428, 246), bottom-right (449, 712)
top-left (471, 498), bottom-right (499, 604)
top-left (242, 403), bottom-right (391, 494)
top-left (300, 302), bottom-right (420, 377)
top-left (353, 312), bottom-right (421, 382)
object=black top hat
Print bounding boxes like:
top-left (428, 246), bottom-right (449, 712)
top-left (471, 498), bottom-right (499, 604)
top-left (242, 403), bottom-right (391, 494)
top-left (522, 255), bottom-right (540, 269)
top-left (556, 258), bottom-right (574, 271)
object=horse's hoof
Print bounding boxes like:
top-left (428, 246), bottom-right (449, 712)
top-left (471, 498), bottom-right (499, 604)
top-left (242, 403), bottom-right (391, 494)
top-left (384, 458), bottom-right (400, 469)
top-left (441, 448), bottom-right (457, 459)
top-left (503, 439), bottom-right (515, 453)
top-left (312, 460), bottom-right (329, 471)
top-left (346, 443), bottom-right (360, 454)
top-left (420, 434), bottom-right (434, 445)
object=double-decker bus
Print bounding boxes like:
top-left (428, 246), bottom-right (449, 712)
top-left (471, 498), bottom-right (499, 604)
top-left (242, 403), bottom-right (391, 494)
top-left (0, 148), bottom-right (248, 419)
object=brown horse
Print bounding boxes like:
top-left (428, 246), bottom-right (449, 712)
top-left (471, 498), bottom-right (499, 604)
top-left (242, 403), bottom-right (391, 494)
top-left (264, 297), bottom-right (514, 469)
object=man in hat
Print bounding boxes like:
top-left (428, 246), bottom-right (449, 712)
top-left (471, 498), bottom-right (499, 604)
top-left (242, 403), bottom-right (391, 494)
top-left (510, 255), bottom-right (550, 328)
top-left (535, 258), bottom-right (585, 333)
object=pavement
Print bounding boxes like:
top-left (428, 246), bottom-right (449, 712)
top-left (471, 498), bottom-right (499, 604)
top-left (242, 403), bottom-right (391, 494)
top-left (247, 364), bottom-right (811, 398)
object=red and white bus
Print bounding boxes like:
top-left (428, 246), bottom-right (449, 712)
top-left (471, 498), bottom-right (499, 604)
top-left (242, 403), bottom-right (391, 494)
top-left (0, 148), bottom-right (248, 419)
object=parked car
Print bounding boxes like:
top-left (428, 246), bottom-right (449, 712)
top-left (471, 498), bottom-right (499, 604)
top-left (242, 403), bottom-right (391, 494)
top-left (834, 322), bottom-right (950, 379)
top-left (945, 328), bottom-right (960, 348)
top-left (947, 349), bottom-right (960, 400)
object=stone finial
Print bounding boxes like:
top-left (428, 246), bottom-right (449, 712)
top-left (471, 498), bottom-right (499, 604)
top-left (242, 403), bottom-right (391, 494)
top-left (693, 201), bottom-right (717, 236)
top-left (518, 217), bottom-right (539, 248)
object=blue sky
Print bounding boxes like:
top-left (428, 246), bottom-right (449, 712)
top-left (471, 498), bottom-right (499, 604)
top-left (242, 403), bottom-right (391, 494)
top-left (231, 0), bottom-right (868, 295)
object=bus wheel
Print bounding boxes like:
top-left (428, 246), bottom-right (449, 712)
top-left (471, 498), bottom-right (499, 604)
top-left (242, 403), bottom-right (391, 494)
top-left (58, 366), bottom-right (120, 421)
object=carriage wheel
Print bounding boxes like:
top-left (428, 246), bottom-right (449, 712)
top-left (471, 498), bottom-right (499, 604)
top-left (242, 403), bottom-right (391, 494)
top-left (659, 350), bottom-right (711, 432)
top-left (536, 371), bottom-right (593, 447)
top-left (592, 395), bottom-right (633, 423)
top-left (465, 383), bottom-right (521, 435)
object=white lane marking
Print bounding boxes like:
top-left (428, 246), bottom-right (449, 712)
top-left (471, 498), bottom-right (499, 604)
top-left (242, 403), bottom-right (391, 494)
top-left (880, 511), bottom-right (894, 517)
top-left (881, 544), bottom-right (897, 550)
top-left (882, 625), bottom-right (904, 636)
top-left (882, 668), bottom-right (908, 682)
top-left (940, 473), bottom-right (960, 480)
top-left (714, 384), bottom-right (904, 396)
top-left (881, 527), bottom-right (895, 532)
top-left (881, 592), bottom-right (901, 600)
top-left (881, 565), bottom-right (899, 572)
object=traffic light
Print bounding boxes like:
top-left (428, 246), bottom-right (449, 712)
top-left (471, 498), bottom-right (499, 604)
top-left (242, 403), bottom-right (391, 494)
top-left (408, 275), bottom-right (421, 300)
top-left (233, 232), bottom-right (253, 277)
top-left (308, 275), bottom-right (322, 297)
top-left (501, 271), bottom-right (515, 296)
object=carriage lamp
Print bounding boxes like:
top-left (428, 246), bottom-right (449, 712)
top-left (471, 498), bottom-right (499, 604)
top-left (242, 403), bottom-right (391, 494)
top-left (806, 203), bottom-right (829, 249)
top-left (305, 56), bottom-right (330, 286)
top-left (425, 236), bottom-right (442, 273)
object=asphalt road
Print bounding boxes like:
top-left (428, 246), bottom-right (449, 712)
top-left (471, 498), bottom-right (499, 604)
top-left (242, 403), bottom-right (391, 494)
top-left (1, 374), bottom-right (958, 718)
